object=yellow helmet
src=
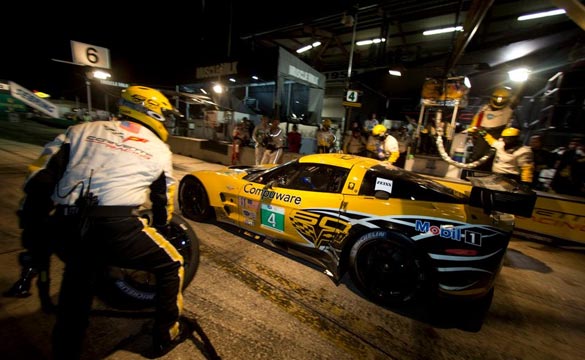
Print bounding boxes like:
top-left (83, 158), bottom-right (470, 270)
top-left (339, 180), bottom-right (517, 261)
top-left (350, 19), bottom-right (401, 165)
top-left (490, 88), bottom-right (512, 110)
top-left (118, 86), bottom-right (182, 142)
top-left (322, 118), bottom-right (332, 128)
top-left (372, 124), bottom-right (387, 136)
top-left (501, 127), bottom-right (520, 137)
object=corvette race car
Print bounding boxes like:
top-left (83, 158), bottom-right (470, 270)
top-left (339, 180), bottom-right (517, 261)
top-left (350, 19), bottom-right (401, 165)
top-left (178, 153), bottom-right (535, 307)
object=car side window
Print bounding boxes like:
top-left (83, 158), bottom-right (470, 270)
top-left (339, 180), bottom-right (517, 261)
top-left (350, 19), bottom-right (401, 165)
top-left (359, 170), bottom-right (394, 197)
top-left (287, 165), bottom-right (348, 193)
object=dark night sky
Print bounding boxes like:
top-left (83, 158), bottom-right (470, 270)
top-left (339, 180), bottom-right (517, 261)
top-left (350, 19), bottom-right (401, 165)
top-left (1, 1), bottom-right (353, 102)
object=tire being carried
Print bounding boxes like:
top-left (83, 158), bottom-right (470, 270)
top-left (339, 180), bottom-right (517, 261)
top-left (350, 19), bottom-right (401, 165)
top-left (95, 210), bottom-right (200, 309)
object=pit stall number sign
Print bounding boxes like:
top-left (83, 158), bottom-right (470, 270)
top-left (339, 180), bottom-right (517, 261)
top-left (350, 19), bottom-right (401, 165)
top-left (343, 89), bottom-right (362, 108)
top-left (71, 40), bottom-right (111, 69)
top-left (345, 89), bottom-right (359, 102)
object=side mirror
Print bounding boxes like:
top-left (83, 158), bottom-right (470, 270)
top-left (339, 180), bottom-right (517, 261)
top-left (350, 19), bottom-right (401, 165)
top-left (374, 190), bottom-right (390, 200)
top-left (266, 180), bottom-right (277, 189)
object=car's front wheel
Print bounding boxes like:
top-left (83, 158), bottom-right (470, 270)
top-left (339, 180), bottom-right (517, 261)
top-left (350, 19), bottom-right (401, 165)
top-left (179, 176), bottom-right (214, 222)
top-left (348, 230), bottom-right (430, 307)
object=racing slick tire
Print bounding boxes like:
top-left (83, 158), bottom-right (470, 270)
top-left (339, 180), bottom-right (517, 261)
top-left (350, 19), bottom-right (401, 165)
top-left (179, 176), bottom-right (214, 222)
top-left (348, 230), bottom-right (431, 307)
top-left (95, 210), bottom-right (200, 309)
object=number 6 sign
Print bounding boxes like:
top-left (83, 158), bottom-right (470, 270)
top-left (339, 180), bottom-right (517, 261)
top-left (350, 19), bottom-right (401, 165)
top-left (71, 40), bottom-right (111, 69)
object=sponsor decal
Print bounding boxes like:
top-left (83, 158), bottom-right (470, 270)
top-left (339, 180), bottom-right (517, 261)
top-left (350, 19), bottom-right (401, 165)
top-left (243, 183), bottom-right (302, 205)
top-left (290, 210), bottom-right (351, 247)
top-left (238, 197), bottom-right (259, 210)
top-left (415, 220), bottom-right (482, 246)
top-left (348, 182), bottom-right (355, 190)
top-left (530, 208), bottom-right (585, 232)
top-left (242, 209), bottom-right (256, 219)
top-left (86, 135), bottom-right (152, 159)
top-left (123, 136), bottom-right (148, 143)
top-left (245, 219), bottom-right (255, 226)
top-left (261, 204), bottom-right (285, 232)
top-left (375, 178), bottom-right (393, 193)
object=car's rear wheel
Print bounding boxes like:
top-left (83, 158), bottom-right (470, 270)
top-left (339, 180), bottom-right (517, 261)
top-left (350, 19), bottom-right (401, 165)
top-left (349, 231), bottom-right (430, 307)
top-left (179, 176), bottom-right (213, 222)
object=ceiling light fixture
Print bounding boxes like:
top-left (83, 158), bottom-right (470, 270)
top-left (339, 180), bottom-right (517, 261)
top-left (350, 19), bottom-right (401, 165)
top-left (517, 9), bottom-right (565, 21)
top-left (423, 26), bottom-right (463, 36)
top-left (296, 41), bottom-right (322, 54)
top-left (356, 38), bottom-right (386, 46)
top-left (388, 70), bottom-right (402, 77)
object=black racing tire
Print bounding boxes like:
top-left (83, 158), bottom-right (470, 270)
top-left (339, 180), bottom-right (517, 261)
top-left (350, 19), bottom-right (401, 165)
top-left (348, 230), bottom-right (430, 307)
top-left (95, 210), bottom-right (200, 309)
top-left (179, 176), bottom-right (214, 222)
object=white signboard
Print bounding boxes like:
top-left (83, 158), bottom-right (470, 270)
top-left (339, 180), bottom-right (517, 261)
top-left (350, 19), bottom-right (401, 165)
top-left (345, 90), bottom-right (359, 102)
top-left (71, 40), bottom-right (111, 69)
top-left (9, 81), bottom-right (59, 118)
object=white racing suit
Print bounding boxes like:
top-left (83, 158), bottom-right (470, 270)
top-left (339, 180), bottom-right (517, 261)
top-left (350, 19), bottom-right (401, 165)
top-left (19, 120), bottom-right (183, 359)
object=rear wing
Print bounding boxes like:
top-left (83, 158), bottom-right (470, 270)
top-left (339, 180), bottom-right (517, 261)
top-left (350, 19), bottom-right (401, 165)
top-left (468, 175), bottom-right (536, 217)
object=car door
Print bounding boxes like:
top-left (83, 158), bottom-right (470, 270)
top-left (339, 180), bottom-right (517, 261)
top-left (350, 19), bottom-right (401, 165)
top-left (237, 162), bottom-right (349, 250)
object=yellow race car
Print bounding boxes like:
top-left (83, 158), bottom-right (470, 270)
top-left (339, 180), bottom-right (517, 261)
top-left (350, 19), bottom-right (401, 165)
top-left (179, 153), bottom-right (535, 309)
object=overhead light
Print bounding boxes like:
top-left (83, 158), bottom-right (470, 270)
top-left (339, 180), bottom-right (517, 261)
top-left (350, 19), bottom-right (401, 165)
top-left (508, 68), bottom-right (531, 82)
top-left (92, 70), bottom-right (111, 79)
top-left (464, 76), bottom-right (471, 88)
top-left (388, 70), bottom-right (402, 77)
top-left (296, 45), bottom-right (312, 54)
top-left (212, 84), bottom-right (223, 94)
top-left (517, 9), bottom-right (565, 21)
top-left (229, 78), bottom-right (236, 83)
top-left (252, 75), bottom-right (259, 80)
top-left (356, 38), bottom-right (386, 46)
top-left (296, 41), bottom-right (322, 54)
top-left (200, 88), bottom-right (207, 94)
top-left (423, 26), bottom-right (463, 36)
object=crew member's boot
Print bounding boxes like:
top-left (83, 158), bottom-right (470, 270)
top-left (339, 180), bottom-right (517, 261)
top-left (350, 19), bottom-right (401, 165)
top-left (37, 269), bottom-right (56, 313)
top-left (3, 266), bottom-right (37, 298)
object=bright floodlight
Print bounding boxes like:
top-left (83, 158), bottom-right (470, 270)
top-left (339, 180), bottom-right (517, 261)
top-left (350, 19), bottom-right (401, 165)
top-left (508, 68), bottom-right (530, 82)
top-left (213, 84), bottom-right (223, 93)
top-left (92, 70), bottom-right (111, 80)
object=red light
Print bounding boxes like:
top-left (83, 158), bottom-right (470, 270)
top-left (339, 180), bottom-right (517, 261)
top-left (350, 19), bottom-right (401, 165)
top-left (445, 248), bottom-right (478, 256)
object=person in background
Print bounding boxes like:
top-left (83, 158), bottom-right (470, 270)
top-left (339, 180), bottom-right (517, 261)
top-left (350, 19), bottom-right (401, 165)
top-left (550, 137), bottom-right (585, 196)
top-left (471, 127), bottom-right (534, 185)
top-left (367, 124), bottom-right (400, 164)
top-left (10, 85), bottom-right (191, 359)
top-left (261, 118), bottom-right (286, 164)
top-left (529, 134), bottom-right (554, 191)
top-left (231, 119), bottom-right (250, 165)
top-left (316, 118), bottom-right (336, 153)
top-left (252, 115), bottom-right (270, 165)
top-left (393, 126), bottom-right (411, 168)
top-left (363, 113), bottom-right (379, 134)
top-left (469, 87), bottom-right (516, 170)
top-left (287, 124), bottom-right (302, 153)
top-left (342, 127), bottom-right (367, 156)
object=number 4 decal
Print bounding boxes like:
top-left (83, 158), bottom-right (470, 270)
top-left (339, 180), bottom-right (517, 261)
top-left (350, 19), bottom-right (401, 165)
top-left (261, 204), bottom-right (285, 232)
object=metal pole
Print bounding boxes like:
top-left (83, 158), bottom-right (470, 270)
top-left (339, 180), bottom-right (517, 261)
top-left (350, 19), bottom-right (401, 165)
top-left (86, 79), bottom-right (92, 113)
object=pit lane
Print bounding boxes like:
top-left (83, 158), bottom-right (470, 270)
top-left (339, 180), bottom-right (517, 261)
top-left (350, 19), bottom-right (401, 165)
top-left (0, 119), bottom-right (584, 360)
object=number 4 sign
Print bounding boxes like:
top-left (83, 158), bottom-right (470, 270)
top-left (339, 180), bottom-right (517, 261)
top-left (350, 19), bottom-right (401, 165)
top-left (345, 89), bottom-right (359, 102)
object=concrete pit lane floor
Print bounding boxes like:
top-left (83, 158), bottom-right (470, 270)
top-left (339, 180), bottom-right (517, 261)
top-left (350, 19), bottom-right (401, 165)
top-left (0, 118), bottom-right (584, 360)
